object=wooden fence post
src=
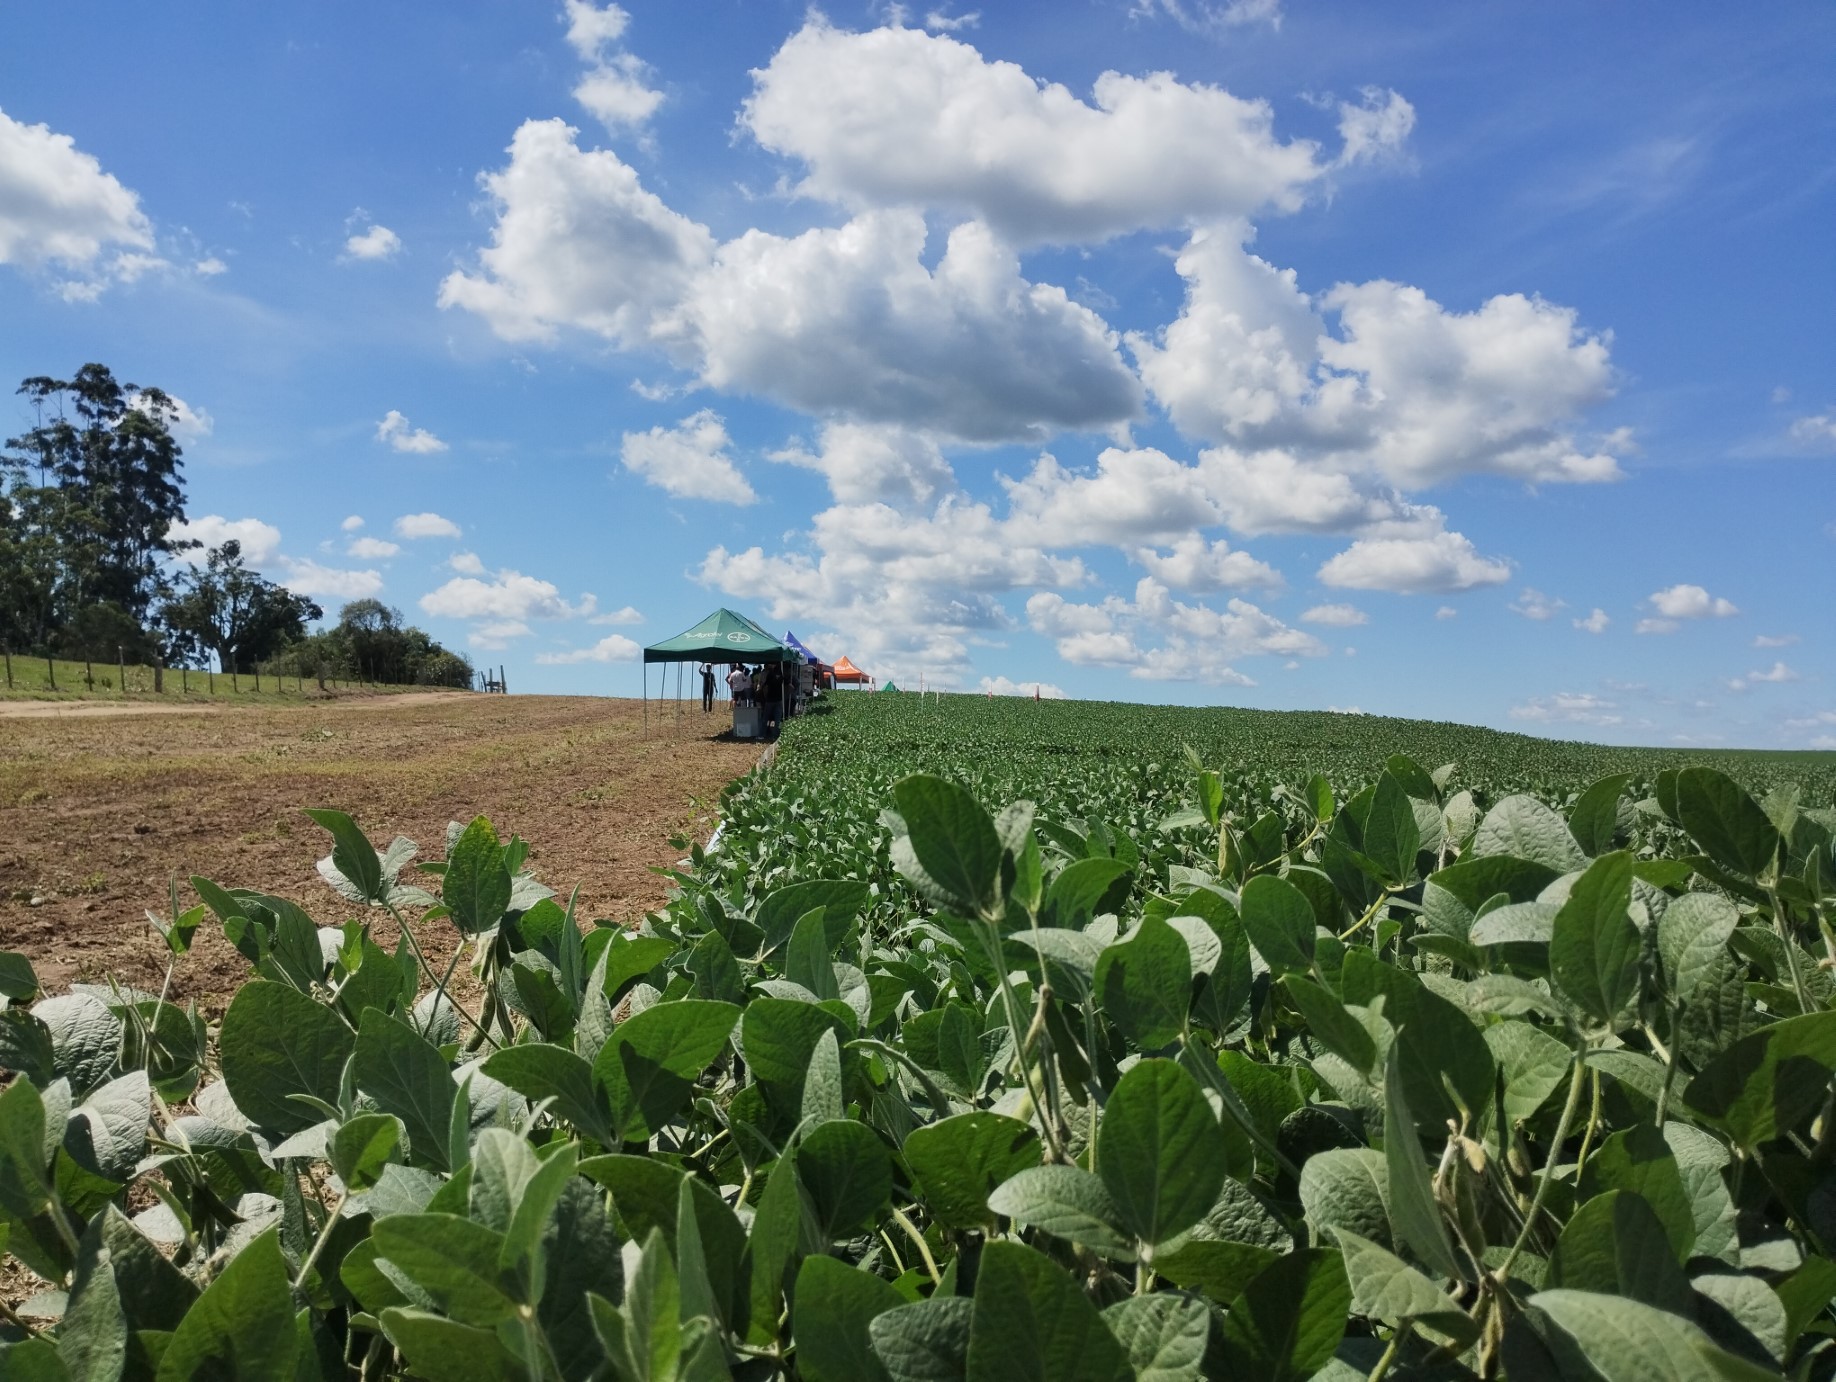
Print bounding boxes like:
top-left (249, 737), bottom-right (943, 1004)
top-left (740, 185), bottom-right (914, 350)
top-left (117, 646), bottom-right (126, 694)
top-left (3, 645), bottom-right (11, 689)
top-left (154, 652), bottom-right (163, 694)
top-left (47, 652), bottom-right (56, 691)
top-left (85, 658), bottom-right (93, 691)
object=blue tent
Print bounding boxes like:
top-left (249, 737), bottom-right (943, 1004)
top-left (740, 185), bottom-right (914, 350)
top-left (783, 631), bottom-right (822, 664)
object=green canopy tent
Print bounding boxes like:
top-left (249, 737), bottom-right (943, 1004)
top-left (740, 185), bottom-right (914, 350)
top-left (641, 608), bottom-right (799, 731)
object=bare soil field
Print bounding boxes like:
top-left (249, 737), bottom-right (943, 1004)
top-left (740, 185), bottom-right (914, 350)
top-left (0, 694), bottom-right (756, 1008)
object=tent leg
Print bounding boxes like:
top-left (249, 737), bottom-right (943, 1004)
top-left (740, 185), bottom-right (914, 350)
top-left (642, 663), bottom-right (647, 735)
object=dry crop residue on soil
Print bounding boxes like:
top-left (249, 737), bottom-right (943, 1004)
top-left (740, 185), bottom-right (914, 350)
top-left (0, 693), bottom-right (757, 1008)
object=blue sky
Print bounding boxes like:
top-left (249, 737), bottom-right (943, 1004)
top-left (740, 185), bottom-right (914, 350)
top-left (2, 0), bottom-right (1831, 747)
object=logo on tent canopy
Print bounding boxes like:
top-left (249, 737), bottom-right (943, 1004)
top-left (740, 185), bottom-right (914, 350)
top-left (727, 632), bottom-right (753, 643)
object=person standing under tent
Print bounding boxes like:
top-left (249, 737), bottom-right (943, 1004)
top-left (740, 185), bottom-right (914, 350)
top-left (699, 662), bottom-right (715, 713)
top-left (727, 663), bottom-right (751, 705)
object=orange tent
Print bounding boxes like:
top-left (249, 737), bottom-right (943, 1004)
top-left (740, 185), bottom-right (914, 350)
top-left (831, 655), bottom-right (871, 685)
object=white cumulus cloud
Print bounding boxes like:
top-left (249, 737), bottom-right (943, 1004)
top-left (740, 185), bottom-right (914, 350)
top-left (1754, 633), bottom-right (1798, 648)
top-left (1316, 526), bottom-right (1511, 594)
top-left (347, 536), bottom-right (401, 559)
top-left (341, 515), bottom-right (365, 532)
top-left (978, 675), bottom-right (1066, 698)
top-left (377, 410), bottom-right (448, 454)
top-left (535, 634), bottom-right (643, 664)
top-left (1509, 588), bottom-right (1566, 621)
top-left (343, 224), bottom-right (402, 261)
top-left (420, 567), bottom-right (586, 626)
top-left (1300, 603), bottom-right (1368, 627)
top-left (1509, 692), bottom-right (1624, 727)
top-left (0, 106), bottom-right (161, 297)
top-left (1728, 661), bottom-right (1799, 691)
top-left (1648, 583), bottom-right (1738, 620)
top-left (394, 512), bottom-right (462, 540)
top-left (740, 19), bottom-right (1349, 245)
top-left (168, 515), bottom-right (282, 567)
top-left (589, 605), bottom-right (644, 625)
top-left (1574, 608), bottom-right (1611, 634)
top-left (277, 558), bottom-right (385, 602)
top-left (620, 410), bottom-right (756, 505)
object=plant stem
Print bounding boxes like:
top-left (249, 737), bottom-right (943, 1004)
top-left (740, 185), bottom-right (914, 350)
top-left (891, 1207), bottom-right (942, 1288)
top-left (1573, 1068), bottom-right (1603, 1179)
top-left (1771, 887), bottom-right (1816, 1015)
top-left (1368, 1320), bottom-right (1414, 1382)
top-left (1339, 888), bottom-right (1396, 942)
top-left (1496, 1054), bottom-right (1586, 1280)
top-left (292, 1189), bottom-right (347, 1294)
top-left (385, 900), bottom-right (497, 1050)
top-left (0, 1296), bottom-right (42, 1337)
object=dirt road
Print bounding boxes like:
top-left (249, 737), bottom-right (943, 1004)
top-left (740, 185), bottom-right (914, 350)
top-left (0, 694), bottom-right (756, 1005)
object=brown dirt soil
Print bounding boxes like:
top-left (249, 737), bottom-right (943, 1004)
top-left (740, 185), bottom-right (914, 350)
top-left (0, 694), bottom-right (758, 1010)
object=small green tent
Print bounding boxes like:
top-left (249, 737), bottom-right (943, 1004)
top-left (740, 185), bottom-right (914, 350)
top-left (643, 608), bottom-right (798, 664)
top-left (642, 608), bottom-right (798, 730)
top-left (881, 681), bottom-right (900, 692)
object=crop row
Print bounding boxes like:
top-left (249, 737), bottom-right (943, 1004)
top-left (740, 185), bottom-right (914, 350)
top-left (1, 697), bottom-right (1834, 1379)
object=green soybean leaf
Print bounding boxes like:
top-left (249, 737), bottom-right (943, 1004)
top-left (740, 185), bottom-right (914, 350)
top-left (1676, 768), bottom-right (1783, 880)
top-left (593, 999), bottom-right (739, 1142)
top-left (870, 1297), bottom-right (974, 1382)
top-left (1095, 913), bottom-right (1191, 1050)
top-left (598, 934), bottom-right (676, 1006)
top-left (1473, 795), bottom-right (1587, 873)
top-left (987, 1165), bottom-right (1135, 1260)
top-left (1218, 1247), bottom-right (1352, 1382)
top-left (1530, 1288), bottom-right (1780, 1382)
top-left (788, 906), bottom-right (841, 1002)
top-left (1043, 856), bottom-right (1133, 931)
top-left (155, 1228), bottom-right (297, 1381)
top-left (1381, 1041), bottom-right (1463, 1281)
top-left (484, 1042), bottom-right (615, 1146)
top-left (1569, 773), bottom-right (1633, 857)
top-left (59, 1215), bottom-right (127, 1382)
top-left (1547, 1191), bottom-right (1691, 1314)
top-left (1284, 976), bottom-right (1376, 1075)
top-left (1548, 851), bottom-right (1640, 1026)
top-left (378, 1309), bottom-right (523, 1382)
top-left (1334, 1228), bottom-right (1478, 1348)
top-left (442, 817), bottom-right (513, 934)
top-left (1484, 1022), bottom-right (1574, 1124)
top-left (1658, 893), bottom-right (1739, 1005)
top-left (799, 1120), bottom-right (893, 1240)
top-left (34, 993), bottom-right (121, 1096)
top-left (371, 1213), bottom-right (520, 1326)
top-left (964, 1240), bottom-right (1133, 1382)
top-left (0, 950), bottom-right (37, 1001)
top-left (219, 980), bottom-right (355, 1136)
top-left (1578, 1125), bottom-right (1695, 1260)
top-left (795, 1254), bottom-right (904, 1382)
top-left (757, 879), bottom-right (870, 956)
top-left (801, 1027), bottom-right (846, 1126)
top-left (741, 998), bottom-right (853, 1115)
top-left (1238, 875), bottom-right (1316, 977)
top-left (1299, 1148), bottom-right (1391, 1251)
top-left (100, 1205), bottom-right (197, 1331)
top-left (1684, 1009), bottom-right (1836, 1151)
top-left (0, 1075), bottom-right (53, 1222)
top-left (893, 775), bottom-right (1005, 917)
top-left (1101, 1294), bottom-right (1209, 1382)
top-left (302, 808), bottom-right (385, 904)
top-left (331, 1113), bottom-right (403, 1193)
top-left (1096, 1058), bottom-right (1223, 1248)
top-left (1362, 771), bottom-right (1422, 885)
top-left (903, 1111), bottom-right (1041, 1231)
top-left (353, 1007), bottom-right (457, 1170)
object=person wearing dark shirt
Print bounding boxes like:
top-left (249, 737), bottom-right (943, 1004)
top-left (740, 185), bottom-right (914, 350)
top-left (699, 662), bottom-right (715, 712)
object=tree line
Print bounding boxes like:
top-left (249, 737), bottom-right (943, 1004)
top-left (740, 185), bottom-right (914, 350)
top-left (1, 364), bottom-right (473, 687)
